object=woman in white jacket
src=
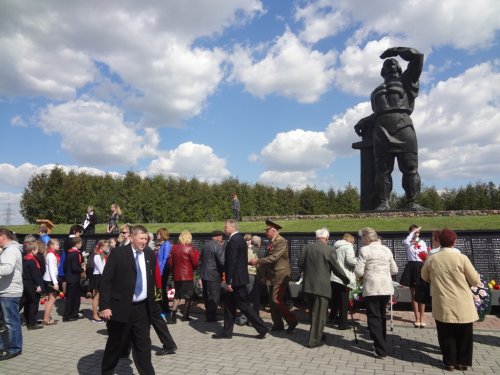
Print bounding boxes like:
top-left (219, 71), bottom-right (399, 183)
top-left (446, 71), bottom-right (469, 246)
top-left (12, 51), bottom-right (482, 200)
top-left (355, 227), bottom-right (398, 359)
top-left (42, 239), bottom-right (60, 325)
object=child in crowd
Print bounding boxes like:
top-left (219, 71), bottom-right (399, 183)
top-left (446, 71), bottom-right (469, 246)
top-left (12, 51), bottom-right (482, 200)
top-left (90, 240), bottom-right (108, 322)
top-left (63, 237), bottom-right (84, 322)
top-left (23, 241), bottom-right (44, 329)
top-left (108, 237), bottom-right (118, 249)
top-left (42, 239), bottom-right (61, 325)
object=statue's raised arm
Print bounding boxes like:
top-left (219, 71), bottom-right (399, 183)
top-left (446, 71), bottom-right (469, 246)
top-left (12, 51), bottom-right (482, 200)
top-left (380, 47), bottom-right (423, 83)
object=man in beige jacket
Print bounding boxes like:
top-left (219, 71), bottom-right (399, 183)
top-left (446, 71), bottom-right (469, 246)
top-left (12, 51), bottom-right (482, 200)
top-left (250, 220), bottom-right (298, 333)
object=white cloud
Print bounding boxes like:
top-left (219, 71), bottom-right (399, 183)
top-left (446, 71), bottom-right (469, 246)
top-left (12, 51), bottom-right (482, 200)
top-left (144, 142), bottom-right (230, 182)
top-left (260, 129), bottom-right (334, 171)
top-left (414, 62), bottom-right (500, 180)
top-left (334, 37), bottom-right (399, 96)
top-left (294, 1), bottom-right (350, 44)
top-left (0, 163), bottom-right (42, 189)
top-left (229, 30), bottom-right (336, 103)
top-left (0, 1), bottom-right (264, 124)
top-left (295, 0), bottom-right (500, 50)
top-left (38, 100), bottom-right (157, 166)
top-left (0, 163), bottom-right (120, 192)
top-left (258, 170), bottom-right (317, 190)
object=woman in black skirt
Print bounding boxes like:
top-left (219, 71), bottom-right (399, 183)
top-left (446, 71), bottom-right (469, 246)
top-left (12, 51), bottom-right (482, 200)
top-left (400, 224), bottom-right (428, 327)
top-left (90, 240), bottom-right (109, 323)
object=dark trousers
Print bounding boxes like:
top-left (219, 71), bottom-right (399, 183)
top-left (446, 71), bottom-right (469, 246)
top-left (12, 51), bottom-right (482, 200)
top-left (151, 303), bottom-right (176, 350)
top-left (102, 302), bottom-right (155, 375)
top-left (248, 275), bottom-right (261, 314)
top-left (23, 285), bottom-right (40, 326)
top-left (202, 279), bottom-right (221, 321)
top-left (364, 295), bottom-right (390, 357)
top-left (307, 294), bottom-right (329, 347)
top-left (435, 320), bottom-right (473, 367)
top-left (160, 268), bottom-right (171, 314)
top-left (269, 278), bottom-right (297, 328)
top-left (330, 281), bottom-right (349, 327)
top-left (223, 285), bottom-right (268, 337)
top-left (64, 281), bottom-right (81, 319)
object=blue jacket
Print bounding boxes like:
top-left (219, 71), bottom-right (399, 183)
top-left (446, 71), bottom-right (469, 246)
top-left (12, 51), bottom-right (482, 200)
top-left (158, 241), bottom-right (172, 275)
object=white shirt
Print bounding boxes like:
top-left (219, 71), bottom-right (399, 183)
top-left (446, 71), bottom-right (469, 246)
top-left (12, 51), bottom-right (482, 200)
top-left (43, 252), bottom-right (59, 284)
top-left (93, 254), bottom-right (106, 275)
top-left (404, 230), bottom-right (428, 262)
top-left (132, 248), bottom-right (147, 302)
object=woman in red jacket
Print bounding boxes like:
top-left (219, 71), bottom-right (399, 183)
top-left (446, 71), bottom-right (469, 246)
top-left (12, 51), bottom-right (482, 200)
top-left (168, 230), bottom-right (199, 323)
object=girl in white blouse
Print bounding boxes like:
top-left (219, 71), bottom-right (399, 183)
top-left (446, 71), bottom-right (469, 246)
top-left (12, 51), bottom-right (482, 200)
top-left (42, 239), bottom-right (61, 325)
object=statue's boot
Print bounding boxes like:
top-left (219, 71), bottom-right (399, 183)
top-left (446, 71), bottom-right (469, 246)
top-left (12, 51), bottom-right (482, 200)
top-left (374, 201), bottom-right (391, 211)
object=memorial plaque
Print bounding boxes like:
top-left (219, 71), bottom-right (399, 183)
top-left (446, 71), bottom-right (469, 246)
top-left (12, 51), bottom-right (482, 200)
top-left (288, 237), bottom-right (315, 281)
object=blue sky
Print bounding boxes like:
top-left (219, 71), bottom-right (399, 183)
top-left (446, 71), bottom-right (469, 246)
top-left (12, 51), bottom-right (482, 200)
top-left (1, 0), bottom-right (499, 224)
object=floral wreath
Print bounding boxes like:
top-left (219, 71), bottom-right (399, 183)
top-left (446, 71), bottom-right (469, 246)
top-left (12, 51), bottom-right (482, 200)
top-left (471, 276), bottom-right (492, 321)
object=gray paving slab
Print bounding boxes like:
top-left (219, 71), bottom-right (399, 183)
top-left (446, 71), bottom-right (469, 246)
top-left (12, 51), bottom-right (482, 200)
top-left (0, 302), bottom-right (499, 375)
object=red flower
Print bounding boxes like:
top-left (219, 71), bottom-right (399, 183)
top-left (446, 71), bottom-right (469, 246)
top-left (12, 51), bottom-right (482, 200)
top-left (494, 284), bottom-right (500, 290)
top-left (417, 251), bottom-right (428, 262)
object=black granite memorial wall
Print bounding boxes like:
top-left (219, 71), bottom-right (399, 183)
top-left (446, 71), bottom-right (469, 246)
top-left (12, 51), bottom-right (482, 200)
top-left (20, 230), bottom-right (499, 284)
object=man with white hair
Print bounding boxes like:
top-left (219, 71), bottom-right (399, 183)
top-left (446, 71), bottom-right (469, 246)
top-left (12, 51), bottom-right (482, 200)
top-left (299, 228), bottom-right (349, 348)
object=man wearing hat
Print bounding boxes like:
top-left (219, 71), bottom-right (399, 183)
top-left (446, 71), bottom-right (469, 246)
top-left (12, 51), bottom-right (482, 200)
top-left (249, 219), bottom-right (298, 333)
top-left (199, 230), bottom-right (225, 322)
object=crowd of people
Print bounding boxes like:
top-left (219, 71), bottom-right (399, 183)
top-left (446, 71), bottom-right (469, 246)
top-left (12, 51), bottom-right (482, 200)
top-left (0, 215), bottom-right (483, 373)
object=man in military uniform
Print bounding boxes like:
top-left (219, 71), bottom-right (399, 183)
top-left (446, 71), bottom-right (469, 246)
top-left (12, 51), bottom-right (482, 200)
top-left (355, 46), bottom-right (425, 211)
top-left (250, 219), bottom-right (298, 333)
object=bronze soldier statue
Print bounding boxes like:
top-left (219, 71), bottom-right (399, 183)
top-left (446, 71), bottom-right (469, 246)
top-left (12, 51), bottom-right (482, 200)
top-left (355, 47), bottom-right (426, 211)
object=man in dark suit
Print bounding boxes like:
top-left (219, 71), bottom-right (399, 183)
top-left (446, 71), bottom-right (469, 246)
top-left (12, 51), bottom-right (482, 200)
top-left (200, 230), bottom-right (225, 322)
top-left (299, 228), bottom-right (349, 348)
top-left (212, 219), bottom-right (268, 339)
top-left (99, 225), bottom-right (156, 375)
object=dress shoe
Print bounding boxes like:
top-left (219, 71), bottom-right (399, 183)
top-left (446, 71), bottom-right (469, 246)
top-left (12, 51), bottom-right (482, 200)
top-left (63, 317), bottom-right (78, 322)
top-left (212, 333), bottom-right (232, 339)
top-left (155, 347), bottom-right (176, 356)
top-left (286, 322), bottom-right (298, 334)
top-left (337, 325), bottom-right (350, 330)
top-left (0, 351), bottom-right (21, 361)
top-left (454, 365), bottom-right (467, 371)
top-left (255, 330), bottom-right (269, 339)
top-left (372, 350), bottom-right (387, 359)
top-left (270, 325), bottom-right (285, 332)
top-left (444, 365), bottom-right (455, 371)
top-left (27, 324), bottom-right (44, 330)
top-left (308, 342), bottom-right (325, 349)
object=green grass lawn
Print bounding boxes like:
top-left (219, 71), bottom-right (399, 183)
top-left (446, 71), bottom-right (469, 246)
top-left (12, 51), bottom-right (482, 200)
top-left (7, 214), bottom-right (499, 235)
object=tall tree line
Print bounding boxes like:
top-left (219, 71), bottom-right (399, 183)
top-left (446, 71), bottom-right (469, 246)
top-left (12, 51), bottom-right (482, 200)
top-left (20, 168), bottom-right (500, 224)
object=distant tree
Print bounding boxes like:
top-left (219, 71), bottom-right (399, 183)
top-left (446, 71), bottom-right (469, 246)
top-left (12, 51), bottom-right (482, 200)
top-left (335, 184), bottom-right (360, 213)
top-left (418, 185), bottom-right (445, 211)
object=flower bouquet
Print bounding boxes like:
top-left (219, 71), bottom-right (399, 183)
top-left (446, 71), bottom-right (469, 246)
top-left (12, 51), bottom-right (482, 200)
top-left (349, 281), bottom-right (364, 309)
top-left (471, 275), bottom-right (492, 321)
top-left (166, 288), bottom-right (175, 301)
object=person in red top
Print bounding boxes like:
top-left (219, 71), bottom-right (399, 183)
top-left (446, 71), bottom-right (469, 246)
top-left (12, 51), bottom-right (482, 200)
top-left (168, 230), bottom-right (199, 323)
top-left (22, 241), bottom-right (44, 329)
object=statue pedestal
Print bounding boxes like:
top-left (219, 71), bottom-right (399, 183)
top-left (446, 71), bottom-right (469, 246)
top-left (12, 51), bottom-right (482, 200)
top-left (352, 140), bottom-right (377, 211)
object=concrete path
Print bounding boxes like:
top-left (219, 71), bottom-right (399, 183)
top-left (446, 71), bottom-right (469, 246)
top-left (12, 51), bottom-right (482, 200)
top-left (1, 299), bottom-right (498, 375)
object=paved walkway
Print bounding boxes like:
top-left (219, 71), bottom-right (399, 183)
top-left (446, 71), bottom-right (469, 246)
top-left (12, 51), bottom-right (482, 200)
top-left (1, 299), bottom-right (499, 375)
